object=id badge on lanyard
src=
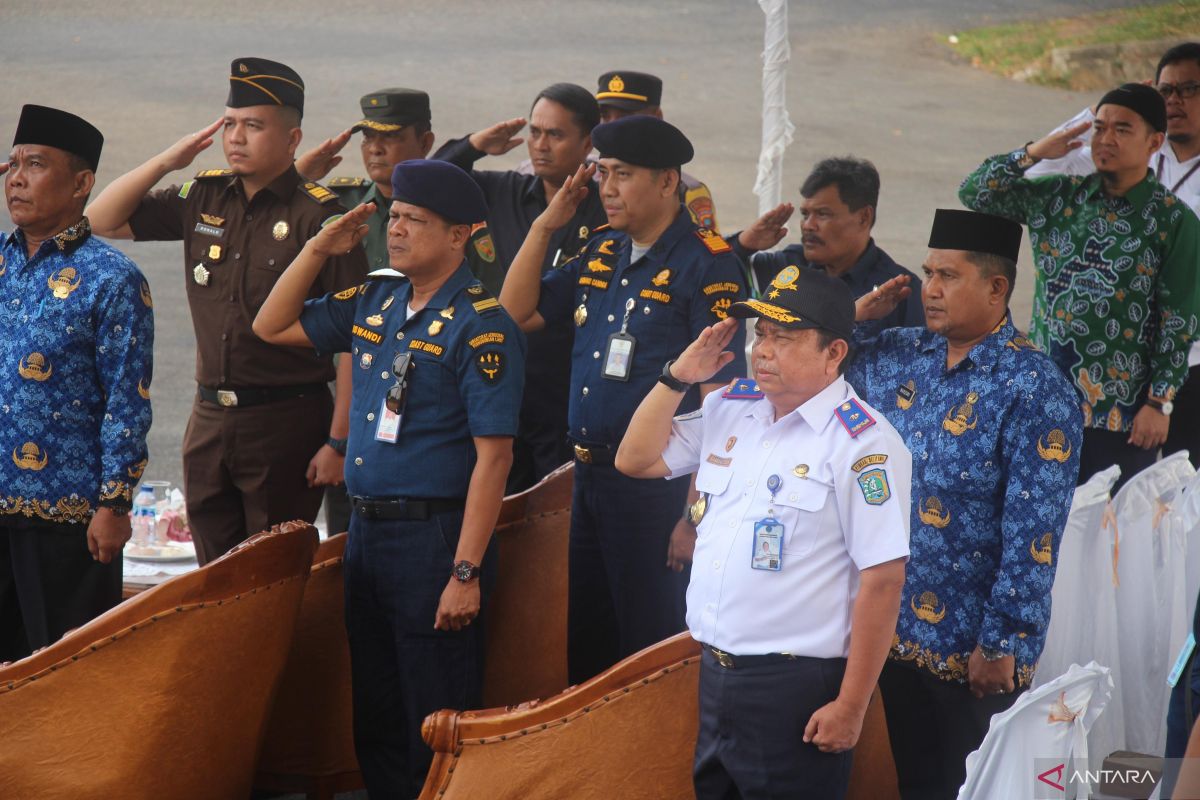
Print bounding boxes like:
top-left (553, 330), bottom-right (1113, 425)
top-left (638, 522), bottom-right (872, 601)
top-left (602, 299), bottom-right (638, 382)
top-left (751, 474), bottom-right (785, 571)
top-left (376, 352), bottom-right (413, 443)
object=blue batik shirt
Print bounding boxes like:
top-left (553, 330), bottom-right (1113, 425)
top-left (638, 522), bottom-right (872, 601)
top-left (0, 219), bottom-right (154, 524)
top-left (300, 261), bottom-right (525, 499)
top-left (846, 314), bottom-right (1082, 687)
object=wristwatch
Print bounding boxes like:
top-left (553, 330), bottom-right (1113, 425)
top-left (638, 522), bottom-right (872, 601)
top-left (979, 645), bottom-right (1009, 662)
top-left (326, 436), bottom-right (348, 456)
top-left (658, 360), bottom-right (693, 393)
top-left (1146, 397), bottom-right (1175, 416)
top-left (452, 560), bottom-right (481, 583)
top-left (1013, 141), bottom-right (1037, 170)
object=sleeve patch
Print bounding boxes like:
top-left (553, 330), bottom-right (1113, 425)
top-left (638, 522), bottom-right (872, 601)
top-left (320, 213), bottom-right (344, 229)
top-left (835, 399), bottom-right (876, 437)
top-left (178, 180), bottom-right (195, 199)
top-left (475, 350), bottom-right (504, 383)
top-left (469, 331), bottom-right (506, 349)
top-left (857, 468), bottom-right (891, 505)
top-left (333, 284), bottom-right (361, 301)
top-left (851, 454), bottom-right (889, 472)
top-left (703, 282), bottom-right (741, 296)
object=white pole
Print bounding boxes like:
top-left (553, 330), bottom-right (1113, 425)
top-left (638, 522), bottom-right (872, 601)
top-left (754, 0), bottom-right (794, 216)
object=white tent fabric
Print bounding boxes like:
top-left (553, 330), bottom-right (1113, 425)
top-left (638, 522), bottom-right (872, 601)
top-left (1111, 452), bottom-right (1197, 756)
top-left (1178, 469), bottom-right (1200, 625)
top-left (1035, 466), bottom-right (1123, 769)
top-left (958, 662), bottom-right (1113, 800)
top-left (753, 0), bottom-right (794, 215)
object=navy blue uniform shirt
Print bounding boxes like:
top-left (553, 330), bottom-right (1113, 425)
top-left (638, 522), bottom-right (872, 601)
top-left (300, 261), bottom-right (525, 499)
top-left (539, 209), bottom-right (748, 445)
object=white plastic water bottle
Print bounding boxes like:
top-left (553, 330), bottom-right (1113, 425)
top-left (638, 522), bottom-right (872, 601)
top-left (132, 485), bottom-right (156, 546)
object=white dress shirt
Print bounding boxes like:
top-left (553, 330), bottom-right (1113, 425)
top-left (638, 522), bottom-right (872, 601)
top-left (661, 376), bottom-right (911, 658)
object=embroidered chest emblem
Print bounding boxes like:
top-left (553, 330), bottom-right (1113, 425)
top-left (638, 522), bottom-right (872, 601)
top-left (942, 391), bottom-right (979, 436)
top-left (896, 379), bottom-right (916, 410)
top-left (911, 591), bottom-right (946, 624)
top-left (1030, 533), bottom-right (1053, 565)
top-left (12, 442), bottom-right (48, 471)
top-left (18, 353), bottom-right (52, 381)
top-left (47, 267), bottom-right (82, 299)
top-left (1037, 429), bottom-right (1073, 462)
top-left (918, 496), bottom-right (951, 528)
top-left (651, 268), bottom-right (672, 287)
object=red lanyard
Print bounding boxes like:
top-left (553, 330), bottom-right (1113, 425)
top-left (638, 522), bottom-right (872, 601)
top-left (1156, 153), bottom-right (1200, 194)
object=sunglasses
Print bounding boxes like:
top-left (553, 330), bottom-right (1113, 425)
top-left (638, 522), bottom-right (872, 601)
top-left (1157, 82), bottom-right (1200, 101)
top-left (386, 352), bottom-right (414, 414)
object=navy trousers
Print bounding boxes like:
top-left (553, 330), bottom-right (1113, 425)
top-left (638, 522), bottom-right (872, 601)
top-left (567, 461), bottom-right (688, 685)
top-left (693, 648), bottom-right (853, 800)
top-left (343, 509), bottom-right (492, 799)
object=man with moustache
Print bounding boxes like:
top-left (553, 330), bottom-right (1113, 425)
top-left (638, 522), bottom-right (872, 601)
top-left (434, 83), bottom-right (607, 493)
top-left (960, 83), bottom-right (1200, 488)
top-left (0, 105), bottom-right (153, 661)
top-left (1026, 43), bottom-right (1200, 467)
top-left (85, 58), bottom-right (367, 563)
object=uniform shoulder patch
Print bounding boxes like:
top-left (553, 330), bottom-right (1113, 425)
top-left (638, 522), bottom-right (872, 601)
top-left (722, 378), bottom-right (763, 399)
top-left (333, 284), bottom-right (363, 301)
top-left (328, 177), bottom-right (368, 188)
top-left (466, 283), bottom-right (501, 316)
top-left (835, 398), bottom-right (876, 438)
top-left (857, 468), bottom-right (891, 505)
top-left (194, 168), bottom-right (233, 180)
top-left (301, 181), bottom-right (339, 204)
top-left (695, 228), bottom-right (731, 254)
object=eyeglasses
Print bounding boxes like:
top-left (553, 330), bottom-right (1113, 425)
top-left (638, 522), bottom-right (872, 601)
top-left (1157, 82), bottom-right (1200, 101)
top-left (386, 352), bottom-right (413, 414)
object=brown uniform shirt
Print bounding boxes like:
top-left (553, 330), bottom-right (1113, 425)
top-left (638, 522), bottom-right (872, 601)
top-left (128, 165), bottom-right (367, 388)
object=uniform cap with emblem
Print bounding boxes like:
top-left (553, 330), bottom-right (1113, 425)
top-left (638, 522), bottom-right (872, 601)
top-left (728, 266), bottom-right (855, 339)
top-left (390, 159), bottom-right (487, 225)
top-left (351, 88), bottom-right (431, 134)
top-left (591, 115), bottom-right (693, 168)
top-left (595, 70), bottom-right (663, 111)
top-left (927, 208), bottom-right (1023, 261)
top-left (227, 58), bottom-right (305, 116)
top-left (12, 104), bottom-right (103, 171)
top-left (1096, 82), bottom-right (1168, 133)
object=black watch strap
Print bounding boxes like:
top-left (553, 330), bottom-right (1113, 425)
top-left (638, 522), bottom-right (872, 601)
top-left (327, 436), bottom-right (348, 456)
top-left (658, 360), bottom-right (693, 393)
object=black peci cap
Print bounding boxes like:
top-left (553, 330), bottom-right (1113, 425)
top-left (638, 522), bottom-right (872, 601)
top-left (928, 209), bottom-right (1023, 261)
top-left (12, 104), bottom-right (103, 171)
top-left (1096, 82), bottom-right (1168, 134)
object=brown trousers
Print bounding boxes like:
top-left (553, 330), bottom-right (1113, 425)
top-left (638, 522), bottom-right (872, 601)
top-left (183, 390), bottom-right (331, 564)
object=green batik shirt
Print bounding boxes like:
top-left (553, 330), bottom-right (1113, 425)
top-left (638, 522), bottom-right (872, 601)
top-left (328, 177), bottom-right (505, 293)
top-left (960, 150), bottom-right (1200, 432)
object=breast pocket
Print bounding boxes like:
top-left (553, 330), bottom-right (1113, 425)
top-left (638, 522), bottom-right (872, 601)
top-left (695, 461), bottom-right (733, 499)
top-left (774, 478), bottom-right (834, 557)
top-left (247, 246), bottom-right (298, 309)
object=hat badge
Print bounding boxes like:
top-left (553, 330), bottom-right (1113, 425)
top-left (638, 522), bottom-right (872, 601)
top-left (238, 63), bottom-right (249, 74)
top-left (608, 75), bottom-right (625, 93)
top-left (370, 98), bottom-right (379, 106)
top-left (767, 265), bottom-right (800, 299)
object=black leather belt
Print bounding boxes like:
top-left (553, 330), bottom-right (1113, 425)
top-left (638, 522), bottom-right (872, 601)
top-left (572, 442), bottom-right (616, 466)
top-left (350, 496), bottom-right (465, 521)
top-left (198, 383), bottom-right (327, 409)
top-left (705, 645), bottom-right (798, 669)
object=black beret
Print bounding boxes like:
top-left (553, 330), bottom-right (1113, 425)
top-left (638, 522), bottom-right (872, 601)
top-left (227, 58), bottom-right (305, 116)
top-left (353, 88), bottom-right (431, 133)
top-left (928, 209), bottom-right (1023, 262)
top-left (728, 266), bottom-right (855, 339)
top-left (595, 71), bottom-right (663, 110)
top-left (1097, 82), bottom-right (1168, 133)
top-left (12, 104), bottom-right (103, 171)
top-left (591, 116), bottom-right (693, 168)
top-left (390, 159), bottom-right (487, 225)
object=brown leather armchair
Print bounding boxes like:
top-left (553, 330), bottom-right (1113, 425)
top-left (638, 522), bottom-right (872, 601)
top-left (0, 521), bottom-right (318, 800)
top-left (483, 462), bottom-right (573, 707)
top-left (255, 532), bottom-right (362, 799)
top-left (419, 632), bottom-right (899, 800)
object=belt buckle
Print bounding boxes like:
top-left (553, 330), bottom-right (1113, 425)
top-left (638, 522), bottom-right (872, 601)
top-left (573, 443), bottom-right (592, 464)
top-left (710, 647), bottom-right (734, 669)
top-left (216, 389), bottom-right (238, 408)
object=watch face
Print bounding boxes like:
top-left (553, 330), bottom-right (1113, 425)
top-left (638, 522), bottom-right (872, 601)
top-left (453, 561), bottom-right (478, 581)
top-left (1162, 401), bottom-right (1174, 416)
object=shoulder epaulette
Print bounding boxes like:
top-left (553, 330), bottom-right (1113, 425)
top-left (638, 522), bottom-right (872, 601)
top-left (722, 378), bottom-right (763, 400)
top-left (194, 168), bottom-right (233, 180)
top-left (695, 227), bottom-right (731, 254)
top-left (591, 223), bottom-right (611, 235)
top-left (301, 181), bottom-right (339, 204)
top-left (328, 177), bottom-right (368, 188)
top-left (834, 398), bottom-right (876, 438)
top-left (465, 282), bottom-right (501, 316)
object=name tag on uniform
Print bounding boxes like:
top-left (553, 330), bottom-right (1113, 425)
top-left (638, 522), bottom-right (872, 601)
top-left (752, 518), bottom-right (783, 571)
top-left (602, 332), bottom-right (636, 381)
top-left (1168, 633), bottom-right (1196, 688)
top-left (374, 397), bottom-right (402, 443)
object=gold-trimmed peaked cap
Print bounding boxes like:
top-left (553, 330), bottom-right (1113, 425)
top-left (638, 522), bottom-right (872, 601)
top-left (352, 88), bottom-right (431, 134)
top-left (595, 70), bottom-right (662, 110)
top-left (728, 266), bottom-right (855, 338)
top-left (227, 58), bottom-right (305, 116)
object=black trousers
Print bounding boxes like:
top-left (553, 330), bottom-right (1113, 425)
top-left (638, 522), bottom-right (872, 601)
top-left (1077, 426), bottom-right (1157, 492)
top-left (693, 649), bottom-right (852, 800)
top-left (1164, 365), bottom-right (1200, 469)
top-left (0, 521), bottom-right (122, 663)
top-left (878, 661), bottom-right (1020, 800)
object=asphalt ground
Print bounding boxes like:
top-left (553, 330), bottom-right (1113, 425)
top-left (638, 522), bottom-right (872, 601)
top-left (0, 0), bottom-right (1143, 501)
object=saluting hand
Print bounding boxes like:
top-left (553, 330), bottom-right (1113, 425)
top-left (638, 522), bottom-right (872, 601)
top-left (736, 202), bottom-right (794, 252)
top-left (670, 317), bottom-right (739, 385)
top-left (435, 578), bottom-right (480, 632)
top-left (0, 162), bottom-right (8, 178)
top-left (1026, 120), bottom-right (1092, 162)
top-left (534, 161), bottom-right (596, 233)
top-left (468, 117), bottom-right (527, 156)
top-left (855, 274), bottom-right (911, 322)
top-left (158, 118), bottom-right (224, 172)
top-left (309, 201), bottom-right (374, 258)
top-left (296, 128), bottom-right (353, 181)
